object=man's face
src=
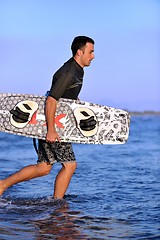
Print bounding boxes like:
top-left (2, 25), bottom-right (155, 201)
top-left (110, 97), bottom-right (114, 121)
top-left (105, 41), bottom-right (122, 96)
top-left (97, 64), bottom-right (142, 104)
top-left (80, 42), bottom-right (95, 67)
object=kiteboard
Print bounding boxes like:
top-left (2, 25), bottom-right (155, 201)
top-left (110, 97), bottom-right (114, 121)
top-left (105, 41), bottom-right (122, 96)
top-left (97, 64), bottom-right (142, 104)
top-left (0, 93), bottom-right (130, 144)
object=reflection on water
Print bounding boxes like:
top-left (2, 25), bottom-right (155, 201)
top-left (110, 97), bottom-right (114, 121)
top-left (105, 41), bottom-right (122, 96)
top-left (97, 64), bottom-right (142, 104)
top-left (0, 197), bottom-right (91, 239)
top-left (31, 199), bottom-right (88, 240)
top-left (0, 196), bottom-right (138, 240)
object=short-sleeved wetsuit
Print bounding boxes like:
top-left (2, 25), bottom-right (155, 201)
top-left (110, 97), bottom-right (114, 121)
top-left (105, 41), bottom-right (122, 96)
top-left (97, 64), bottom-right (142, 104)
top-left (37, 58), bottom-right (84, 165)
top-left (49, 57), bottom-right (84, 100)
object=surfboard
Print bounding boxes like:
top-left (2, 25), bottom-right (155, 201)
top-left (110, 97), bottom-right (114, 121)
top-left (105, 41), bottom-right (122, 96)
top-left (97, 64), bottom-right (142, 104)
top-left (0, 93), bottom-right (130, 144)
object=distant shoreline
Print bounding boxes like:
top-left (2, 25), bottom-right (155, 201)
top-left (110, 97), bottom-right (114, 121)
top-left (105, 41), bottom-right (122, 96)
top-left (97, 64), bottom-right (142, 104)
top-left (130, 111), bottom-right (160, 116)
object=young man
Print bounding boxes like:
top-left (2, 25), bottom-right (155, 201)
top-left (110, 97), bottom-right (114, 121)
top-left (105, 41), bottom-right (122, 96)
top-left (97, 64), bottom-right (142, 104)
top-left (0, 36), bottom-right (95, 198)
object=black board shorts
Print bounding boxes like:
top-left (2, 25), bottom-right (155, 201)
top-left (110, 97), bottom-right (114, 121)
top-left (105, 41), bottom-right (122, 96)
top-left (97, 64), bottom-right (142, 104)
top-left (37, 140), bottom-right (76, 165)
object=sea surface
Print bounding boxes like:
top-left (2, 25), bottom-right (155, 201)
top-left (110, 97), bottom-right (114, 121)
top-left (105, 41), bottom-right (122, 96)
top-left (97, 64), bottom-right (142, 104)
top-left (0, 115), bottom-right (160, 240)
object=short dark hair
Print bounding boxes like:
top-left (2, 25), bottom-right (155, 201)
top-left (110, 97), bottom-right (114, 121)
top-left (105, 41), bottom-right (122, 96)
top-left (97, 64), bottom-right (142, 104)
top-left (71, 36), bottom-right (94, 56)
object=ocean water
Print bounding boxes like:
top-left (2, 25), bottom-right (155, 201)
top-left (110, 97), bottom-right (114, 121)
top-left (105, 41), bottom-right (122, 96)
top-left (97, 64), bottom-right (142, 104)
top-left (0, 115), bottom-right (160, 240)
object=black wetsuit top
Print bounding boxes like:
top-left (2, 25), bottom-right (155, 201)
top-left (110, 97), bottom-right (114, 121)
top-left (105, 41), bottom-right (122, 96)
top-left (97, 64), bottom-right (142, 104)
top-left (49, 58), bottom-right (84, 100)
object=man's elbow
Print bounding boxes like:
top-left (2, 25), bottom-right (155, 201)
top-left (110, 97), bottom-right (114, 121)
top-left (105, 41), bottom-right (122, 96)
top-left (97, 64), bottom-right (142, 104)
top-left (46, 96), bottom-right (57, 106)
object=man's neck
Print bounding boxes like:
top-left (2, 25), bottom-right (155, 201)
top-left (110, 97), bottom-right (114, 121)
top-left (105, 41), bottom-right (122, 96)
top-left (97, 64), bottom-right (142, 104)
top-left (73, 56), bottom-right (84, 68)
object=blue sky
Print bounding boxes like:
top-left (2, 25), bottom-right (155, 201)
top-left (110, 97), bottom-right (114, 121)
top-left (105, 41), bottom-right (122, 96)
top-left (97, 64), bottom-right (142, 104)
top-left (0, 0), bottom-right (159, 111)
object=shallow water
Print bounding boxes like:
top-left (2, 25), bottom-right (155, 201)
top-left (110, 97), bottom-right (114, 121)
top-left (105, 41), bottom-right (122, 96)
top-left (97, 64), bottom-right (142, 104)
top-left (0, 115), bottom-right (160, 239)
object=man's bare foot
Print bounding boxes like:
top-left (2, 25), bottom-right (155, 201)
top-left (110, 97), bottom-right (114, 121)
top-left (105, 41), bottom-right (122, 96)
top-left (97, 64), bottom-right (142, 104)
top-left (0, 180), bottom-right (6, 196)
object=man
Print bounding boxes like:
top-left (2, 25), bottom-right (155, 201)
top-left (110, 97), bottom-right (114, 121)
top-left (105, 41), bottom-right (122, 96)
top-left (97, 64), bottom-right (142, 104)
top-left (0, 36), bottom-right (95, 198)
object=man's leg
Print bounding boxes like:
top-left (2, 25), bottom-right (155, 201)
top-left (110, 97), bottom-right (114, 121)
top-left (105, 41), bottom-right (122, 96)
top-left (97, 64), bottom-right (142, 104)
top-left (0, 162), bottom-right (52, 196)
top-left (54, 161), bottom-right (77, 199)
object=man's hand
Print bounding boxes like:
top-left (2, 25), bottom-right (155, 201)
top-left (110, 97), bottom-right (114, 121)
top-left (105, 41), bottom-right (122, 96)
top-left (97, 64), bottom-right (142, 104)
top-left (46, 130), bottom-right (60, 143)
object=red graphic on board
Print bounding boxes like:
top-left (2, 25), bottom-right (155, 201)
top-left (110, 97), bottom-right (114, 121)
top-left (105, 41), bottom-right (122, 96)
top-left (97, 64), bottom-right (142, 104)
top-left (29, 111), bottom-right (66, 128)
top-left (28, 112), bottom-right (37, 124)
top-left (54, 114), bottom-right (66, 128)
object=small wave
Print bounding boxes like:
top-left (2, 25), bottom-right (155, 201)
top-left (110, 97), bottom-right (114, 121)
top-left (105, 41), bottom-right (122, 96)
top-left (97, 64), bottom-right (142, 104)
top-left (0, 197), bottom-right (12, 207)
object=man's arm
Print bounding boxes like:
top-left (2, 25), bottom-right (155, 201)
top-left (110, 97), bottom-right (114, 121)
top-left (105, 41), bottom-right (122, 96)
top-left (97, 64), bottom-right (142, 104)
top-left (45, 96), bottom-right (60, 143)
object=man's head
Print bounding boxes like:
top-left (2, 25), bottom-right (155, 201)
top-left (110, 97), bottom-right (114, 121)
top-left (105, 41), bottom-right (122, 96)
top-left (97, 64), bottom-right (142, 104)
top-left (71, 36), bottom-right (95, 68)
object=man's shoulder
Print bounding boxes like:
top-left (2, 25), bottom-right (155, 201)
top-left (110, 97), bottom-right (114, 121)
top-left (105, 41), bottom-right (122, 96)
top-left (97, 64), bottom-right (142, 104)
top-left (54, 57), bottom-right (83, 79)
top-left (58, 58), bottom-right (74, 72)
top-left (59, 58), bottom-right (79, 74)
top-left (63, 57), bottom-right (74, 66)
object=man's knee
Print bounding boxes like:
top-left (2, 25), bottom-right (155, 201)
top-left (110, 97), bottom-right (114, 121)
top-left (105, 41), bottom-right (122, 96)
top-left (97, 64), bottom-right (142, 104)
top-left (62, 161), bottom-right (77, 172)
top-left (37, 162), bottom-right (52, 176)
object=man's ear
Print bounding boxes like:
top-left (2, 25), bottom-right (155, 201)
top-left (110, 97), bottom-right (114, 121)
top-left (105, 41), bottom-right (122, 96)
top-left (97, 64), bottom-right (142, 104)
top-left (77, 49), bottom-right (83, 56)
